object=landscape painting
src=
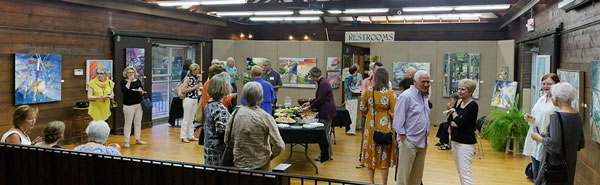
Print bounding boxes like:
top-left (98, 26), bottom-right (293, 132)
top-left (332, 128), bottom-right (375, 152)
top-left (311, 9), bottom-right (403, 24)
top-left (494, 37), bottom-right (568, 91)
top-left (327, 57), bottom-right (341, 71)
top-left (557, 69), bottom-right (584, 111)
top-left (279, 57), bottom-right (317, 88)
top-left (327, 71), bottom-right (341, 89)
top-left (443, 53), bottom-right (481, 98)
top-left (15, 54), bottom-right (62, 105)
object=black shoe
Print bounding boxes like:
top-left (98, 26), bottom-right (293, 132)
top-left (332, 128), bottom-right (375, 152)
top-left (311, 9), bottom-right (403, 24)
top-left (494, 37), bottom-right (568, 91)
top-left (435, 142), bottom-right (442, 146)
top-left (438, 145), bottom-right (451, 150)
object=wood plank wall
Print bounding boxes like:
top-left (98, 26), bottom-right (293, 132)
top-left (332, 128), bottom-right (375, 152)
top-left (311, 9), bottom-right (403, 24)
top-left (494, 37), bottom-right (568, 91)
top-left (507, 0), bottom-right (600, 184)
top-left (0, 0), bottom-right (240, 143)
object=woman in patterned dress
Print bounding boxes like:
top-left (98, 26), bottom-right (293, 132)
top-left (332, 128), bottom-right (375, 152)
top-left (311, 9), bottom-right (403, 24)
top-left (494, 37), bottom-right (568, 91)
top-left (360, 68), bottom-right (397, 185)
top-left (202, 72), bottom-right (232, 165)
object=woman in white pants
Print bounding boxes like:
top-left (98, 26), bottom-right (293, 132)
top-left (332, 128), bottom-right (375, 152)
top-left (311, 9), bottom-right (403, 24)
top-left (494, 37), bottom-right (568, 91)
top-left (180, 63), bottom-right (202, 143)
top-left (121, 66), bottom-right (147, 148)
top-left (447, 79), bottom-right (479, 185)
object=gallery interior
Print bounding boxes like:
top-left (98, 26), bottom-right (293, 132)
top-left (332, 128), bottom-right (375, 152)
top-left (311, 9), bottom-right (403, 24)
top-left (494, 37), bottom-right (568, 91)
top-left (1, 0), bottom-right (599, 185)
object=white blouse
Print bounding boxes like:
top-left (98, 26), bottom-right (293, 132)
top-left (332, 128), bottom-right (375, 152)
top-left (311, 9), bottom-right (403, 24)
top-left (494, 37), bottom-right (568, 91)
top-left (522, 95), bottom-right (557, 159)
top-left (1, 130), bottom-right (32, 145)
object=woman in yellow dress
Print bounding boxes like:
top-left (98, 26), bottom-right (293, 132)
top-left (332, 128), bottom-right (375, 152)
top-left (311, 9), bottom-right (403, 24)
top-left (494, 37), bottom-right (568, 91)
top-left (87, 66), bottom-right (115, 121)
top-left (360, 68), bottom-right (397, 185)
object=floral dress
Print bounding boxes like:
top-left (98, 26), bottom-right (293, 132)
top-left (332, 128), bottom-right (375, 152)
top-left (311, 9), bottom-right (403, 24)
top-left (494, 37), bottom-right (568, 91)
top-left (203, 101), bottom-right (230, 165)
top-left (360, 87), bottom-right (398, 169)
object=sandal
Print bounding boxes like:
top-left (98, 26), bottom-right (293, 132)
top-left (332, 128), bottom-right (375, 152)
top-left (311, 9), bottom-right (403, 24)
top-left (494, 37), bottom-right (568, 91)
top-left (355, 164), bottom-right (364, 168)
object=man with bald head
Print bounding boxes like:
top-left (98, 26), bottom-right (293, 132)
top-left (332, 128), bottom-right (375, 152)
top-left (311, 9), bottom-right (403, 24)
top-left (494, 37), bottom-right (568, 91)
top-left (404, 67), bottom-right (417, 79)
top-left (241, 66), bottom-right (275, 114)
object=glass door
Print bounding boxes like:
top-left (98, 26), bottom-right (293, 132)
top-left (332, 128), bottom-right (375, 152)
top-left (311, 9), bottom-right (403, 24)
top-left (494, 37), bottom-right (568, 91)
top-left (151, 44), bottom-right (195, 121)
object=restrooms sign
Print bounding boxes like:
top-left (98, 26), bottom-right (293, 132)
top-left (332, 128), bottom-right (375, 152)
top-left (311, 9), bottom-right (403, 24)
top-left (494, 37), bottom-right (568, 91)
top-left (344, 31), bottom-right (395, 43)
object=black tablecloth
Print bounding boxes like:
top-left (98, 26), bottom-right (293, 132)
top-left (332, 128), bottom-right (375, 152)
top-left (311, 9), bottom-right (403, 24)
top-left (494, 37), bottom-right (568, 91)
top-left (332, 106), bottom-right (351, 131)
top-left (168, 98), bottom-right (183, 126)
top-left (278, 126), bottom-right (330, 163)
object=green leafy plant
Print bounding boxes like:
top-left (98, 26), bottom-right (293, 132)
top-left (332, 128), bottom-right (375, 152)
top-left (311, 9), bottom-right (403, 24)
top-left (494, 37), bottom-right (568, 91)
top-left (484, 94), bottom-right (530, 151)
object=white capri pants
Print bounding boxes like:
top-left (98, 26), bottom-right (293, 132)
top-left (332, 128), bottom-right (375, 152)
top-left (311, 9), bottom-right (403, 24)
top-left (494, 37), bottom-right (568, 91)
top-left (452, 141), bottom-right (475, 185)
top-left (181, 98), bottom-right (198, 139)
top-left (123, 103), bottom-right (143, 142)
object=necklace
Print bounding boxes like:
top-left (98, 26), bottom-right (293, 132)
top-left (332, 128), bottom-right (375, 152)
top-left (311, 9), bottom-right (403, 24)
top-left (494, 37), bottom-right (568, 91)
top-left (15, 126), bottom-right (31, 141)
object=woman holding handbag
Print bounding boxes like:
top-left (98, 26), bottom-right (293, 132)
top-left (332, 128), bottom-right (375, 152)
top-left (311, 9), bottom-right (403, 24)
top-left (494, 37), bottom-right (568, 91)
top-left (202, 72), bottom-right (232, 165)
top-left (120, 66), bottom-right (147, 148)
top-left (359, 68), bottom-right (397, 185)
top-left (180, 63), bottom-right (202, 143)
top-left (447, 79), bottom-right (479, 185)
top-left (531, 82), bottom-right (584, 185)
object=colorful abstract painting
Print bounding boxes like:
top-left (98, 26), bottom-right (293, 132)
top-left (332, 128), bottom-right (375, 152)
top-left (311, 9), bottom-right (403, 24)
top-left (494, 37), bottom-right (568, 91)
top-left (490, 80), bottom-right (518, 109)
top-left (327, 57), bottom-right (341, 71)
top-left (531, 55), bottom-right (551, 111)
top-left (392, 62), bottom-right (430, 90)
top-left (327, 71), bottom-right (341, 89)
top-left (590, 61), bottom-right (600, 144)
top-left (86, 60), bottom-right (113, 84)
top-left (443, 53), bottom-right (481, 98)
top-left (15, 54), bottom-right (62, 105)
top-left (279, 57), bottom-right (317, 88)
top-left (125, 48), bottom-right (145, 82)
top-left (244, 57), bottom-right (268, 83)
top-left (557, 69), bottom-right (584, 111)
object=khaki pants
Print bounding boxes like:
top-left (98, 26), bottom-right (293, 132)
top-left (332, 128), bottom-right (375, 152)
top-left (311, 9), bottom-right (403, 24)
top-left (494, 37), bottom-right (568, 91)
top-left (396, 139), bottom-right (427, 185)
top-left (123, 104), bottom-right (143, 142)
top-left (345, 99), bottom-right (358, 134)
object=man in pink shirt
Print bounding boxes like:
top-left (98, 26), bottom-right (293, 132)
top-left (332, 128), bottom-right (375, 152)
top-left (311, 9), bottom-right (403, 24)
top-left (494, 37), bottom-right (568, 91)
top-left (361, 62), bottom-right (383, 93)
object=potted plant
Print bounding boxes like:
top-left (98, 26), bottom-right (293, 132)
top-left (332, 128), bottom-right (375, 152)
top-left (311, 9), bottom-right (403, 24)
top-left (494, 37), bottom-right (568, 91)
top-left (484, 94), bottom-right (529, 151)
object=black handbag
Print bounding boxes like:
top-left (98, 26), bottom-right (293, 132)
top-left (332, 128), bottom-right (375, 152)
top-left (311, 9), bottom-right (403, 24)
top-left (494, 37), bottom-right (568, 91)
top-left (370, 89), bottom-right (393, 145)
top-left (140, 93), bottom-right (152, 111)
top-left (543, 112), bottom-right (568, 182)
top-left (219, 109), bottom-right (239, 167)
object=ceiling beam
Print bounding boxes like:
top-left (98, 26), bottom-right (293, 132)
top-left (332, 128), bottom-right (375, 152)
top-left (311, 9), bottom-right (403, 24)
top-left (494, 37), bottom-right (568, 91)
top-left (497, 0), bottom-right (539, 29)
top-left (61, 0), bottom-right (227, 26)
top-left (201, 0), bottom-right (519, 11)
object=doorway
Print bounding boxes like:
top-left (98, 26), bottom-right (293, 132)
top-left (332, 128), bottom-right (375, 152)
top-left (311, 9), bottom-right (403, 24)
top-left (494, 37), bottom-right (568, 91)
top-left (151, 44), bottom-right (196, 121)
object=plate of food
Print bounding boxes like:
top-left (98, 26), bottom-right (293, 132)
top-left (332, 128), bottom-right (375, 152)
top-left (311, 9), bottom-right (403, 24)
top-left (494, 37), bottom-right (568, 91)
top-left (276, 116), bottom-right (296, 124)
top-left (276, 124), bottom-right (290, 128)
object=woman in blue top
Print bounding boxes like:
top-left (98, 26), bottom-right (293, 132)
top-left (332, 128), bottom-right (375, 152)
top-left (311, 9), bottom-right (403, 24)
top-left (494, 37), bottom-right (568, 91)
top-left (344, 64), bottom-right (362, 100)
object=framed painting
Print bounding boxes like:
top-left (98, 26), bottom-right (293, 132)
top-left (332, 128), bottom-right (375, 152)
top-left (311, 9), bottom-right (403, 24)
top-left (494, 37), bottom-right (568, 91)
top-left (278, 57), bottom-right (317, 88)
top-left (125, 48), bottom-right (145, 82)
top-left (327, 71), bottom-right (341, 89)
top-left (443, 53), bottom-right (481, 98)
top-left (327, 57), bottom-right (341, 71)
top-left (15, 54), bottom-right (62, 105)
top-left (590, 61), bottom-right (600, 144)
top-left (557, 69), bottom-right (584, 111)
top-left (490, 80), bottom-right (518, 108)
top-left (392, 62), bottom-right (430, 90)
top-left (531, 55), bottom-right (551, 111)
top-left (86, 60), bottom-right (113, 84)
top-left (244, 57), bottom-right (268, 83)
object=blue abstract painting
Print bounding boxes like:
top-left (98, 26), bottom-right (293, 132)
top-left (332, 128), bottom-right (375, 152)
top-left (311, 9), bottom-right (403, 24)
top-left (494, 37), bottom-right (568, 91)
top-left (590, 61), bottom-right (600, 144)
top-left (15, 54), bottom-right (62, 105)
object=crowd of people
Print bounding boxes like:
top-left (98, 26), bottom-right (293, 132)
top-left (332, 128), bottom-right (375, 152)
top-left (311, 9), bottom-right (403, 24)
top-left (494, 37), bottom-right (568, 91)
top-left (0, 58), bottom-right (585, 185)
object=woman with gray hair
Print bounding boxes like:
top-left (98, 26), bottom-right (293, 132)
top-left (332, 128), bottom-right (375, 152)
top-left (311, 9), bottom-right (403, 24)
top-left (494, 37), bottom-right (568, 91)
top-left (203, 72), bottom-right (232, 165)
top-left (301, 67), bottom-right (336, 160)
top-left (87, 66), bottom-right (115, 121)
top-left (225, 82), bottom-right (285, 170)
top-left (531, 82), bottom-right (584, 185)
top-left (73, 121), bottom-right (121, 155)
top-left (120, 66), bottom-right (147, 148)
top-left (180, 63), bottom-right (202, 143)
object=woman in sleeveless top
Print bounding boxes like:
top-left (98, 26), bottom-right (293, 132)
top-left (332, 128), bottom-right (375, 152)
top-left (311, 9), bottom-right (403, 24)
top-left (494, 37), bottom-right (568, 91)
top-left (1, 105), bottom-right (41, 145)
top-left (180, 63), bottom-right (202, 143)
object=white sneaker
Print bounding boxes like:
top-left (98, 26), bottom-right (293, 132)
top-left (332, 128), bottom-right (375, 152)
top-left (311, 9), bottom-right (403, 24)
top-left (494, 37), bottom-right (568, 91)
top-left (182, 138), bottom-right (190, 143)
top-left (136, 140), bottom-right (147, 145)
top-left (124, 142), bottom-right (130, 148)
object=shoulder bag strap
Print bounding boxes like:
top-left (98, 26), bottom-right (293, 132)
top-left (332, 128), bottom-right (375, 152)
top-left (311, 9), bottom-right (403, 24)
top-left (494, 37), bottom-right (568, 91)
top-left (554, 112), bottom-right (567, 162)
top-left (226, 109), bottom-right (240, 146)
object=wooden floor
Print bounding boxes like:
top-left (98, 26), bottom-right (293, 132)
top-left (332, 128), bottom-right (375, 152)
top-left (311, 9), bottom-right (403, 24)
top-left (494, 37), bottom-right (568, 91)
top-left (65, 123), bottom-right (532, 185)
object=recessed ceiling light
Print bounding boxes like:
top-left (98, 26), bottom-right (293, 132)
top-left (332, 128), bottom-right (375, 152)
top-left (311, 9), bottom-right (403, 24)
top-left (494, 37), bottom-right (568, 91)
top-left (215, 11), bottom-right (254, 16)
top-left (327, 10), bottom-right (342, 14)
top-left (299, 10), bottom-right (323, 15)
top-left (454, 4), bottom-right (510, 11)
top-left (284, 17), bottom-right (321, 21)
top-left (249, 17), bottom-right (284, 21)
top-left (253, 11), bottom-right (294, 15)
top-left (402, 7), bottom-right (453, 12)
top-left (343, 8), bottom-right (389, 14)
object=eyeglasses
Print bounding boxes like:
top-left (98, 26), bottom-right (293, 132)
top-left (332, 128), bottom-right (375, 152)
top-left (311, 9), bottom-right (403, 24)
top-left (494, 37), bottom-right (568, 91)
top-left (97, 73), bottom-right (106, 75)
top-left (127, 72), bottom-right (135, 74)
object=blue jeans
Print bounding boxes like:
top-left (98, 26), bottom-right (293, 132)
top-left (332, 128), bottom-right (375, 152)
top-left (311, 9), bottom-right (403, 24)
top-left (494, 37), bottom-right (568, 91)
top-left (531, 156), bottom-right (540, 180)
